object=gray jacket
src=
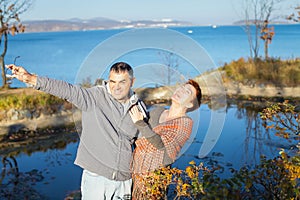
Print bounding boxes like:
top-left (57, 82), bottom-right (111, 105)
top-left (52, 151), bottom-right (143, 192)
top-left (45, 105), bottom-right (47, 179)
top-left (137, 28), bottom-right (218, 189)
top-left (35, 77), bottom-right (139, 181)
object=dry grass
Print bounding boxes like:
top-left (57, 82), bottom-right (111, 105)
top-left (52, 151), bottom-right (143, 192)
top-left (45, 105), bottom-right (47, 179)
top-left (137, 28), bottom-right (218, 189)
top-left (221, 58), bottom-right (300, 87)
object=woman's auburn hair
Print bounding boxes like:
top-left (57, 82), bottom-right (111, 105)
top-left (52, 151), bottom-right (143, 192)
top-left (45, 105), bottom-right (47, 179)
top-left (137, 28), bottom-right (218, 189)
top-left (186, 79), bottom-right (202, 111)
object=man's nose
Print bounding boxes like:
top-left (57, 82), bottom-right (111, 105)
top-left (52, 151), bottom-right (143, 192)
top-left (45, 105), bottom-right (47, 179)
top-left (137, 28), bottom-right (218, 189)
top-left (115, 83), bottom-right (121, 90)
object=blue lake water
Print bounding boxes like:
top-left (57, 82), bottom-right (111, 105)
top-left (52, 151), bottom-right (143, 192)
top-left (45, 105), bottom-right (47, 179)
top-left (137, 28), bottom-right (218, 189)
top-left (0, 25), bottom-right (299, 199)
top-left (3, 24), bottom-right (300, 87)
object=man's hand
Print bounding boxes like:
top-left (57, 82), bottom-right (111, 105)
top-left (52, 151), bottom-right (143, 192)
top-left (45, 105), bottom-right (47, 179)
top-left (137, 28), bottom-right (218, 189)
top-left (5, 64), bottom-right (37, 86)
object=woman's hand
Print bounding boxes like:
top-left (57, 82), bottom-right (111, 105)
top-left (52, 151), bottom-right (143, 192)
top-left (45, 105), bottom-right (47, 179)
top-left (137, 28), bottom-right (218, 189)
top-left (129, 105), bottom-right (144, 123)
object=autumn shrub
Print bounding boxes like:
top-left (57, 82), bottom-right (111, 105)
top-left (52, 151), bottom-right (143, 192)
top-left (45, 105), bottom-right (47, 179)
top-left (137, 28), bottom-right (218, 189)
top-left (260, 100), bottom-right (300, 137)
top-left (221, 58), bottom-right (300, 87)
top-left (260, 100), bottom-right (300, 198)
top-left (140, 156), bottom-right (299, 199)
top-left (139, 162), bottom-right (208, 199)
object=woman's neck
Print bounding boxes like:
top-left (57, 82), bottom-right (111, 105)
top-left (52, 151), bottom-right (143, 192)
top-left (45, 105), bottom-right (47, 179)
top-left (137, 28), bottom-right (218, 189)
top-left (159, 104), bottom-right (186, 123)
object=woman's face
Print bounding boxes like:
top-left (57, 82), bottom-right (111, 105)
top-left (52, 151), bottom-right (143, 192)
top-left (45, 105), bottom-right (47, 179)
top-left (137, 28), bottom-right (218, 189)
top-left (171, 84), bottom-right (197, 108)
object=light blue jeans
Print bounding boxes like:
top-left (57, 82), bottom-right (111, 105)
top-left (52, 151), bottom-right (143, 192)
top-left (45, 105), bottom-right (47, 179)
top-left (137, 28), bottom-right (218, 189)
top-left (81, 169), bottom-right (132, 200)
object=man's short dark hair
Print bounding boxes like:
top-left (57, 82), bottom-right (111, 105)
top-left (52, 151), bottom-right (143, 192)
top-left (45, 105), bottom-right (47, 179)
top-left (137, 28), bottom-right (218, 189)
top-left (110, 62), bottom-right (133, 78)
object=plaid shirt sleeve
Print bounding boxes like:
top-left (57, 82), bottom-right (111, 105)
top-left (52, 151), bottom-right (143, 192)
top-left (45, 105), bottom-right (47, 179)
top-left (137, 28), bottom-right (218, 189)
top-left (156, 117), bottom-right (193, 162)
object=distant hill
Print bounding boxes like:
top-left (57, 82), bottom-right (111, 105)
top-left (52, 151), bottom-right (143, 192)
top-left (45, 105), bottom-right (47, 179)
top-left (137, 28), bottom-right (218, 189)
top-left (233, 19), bottom-right (293, 25)
top-left (23, 17), bottom-right (194, 33)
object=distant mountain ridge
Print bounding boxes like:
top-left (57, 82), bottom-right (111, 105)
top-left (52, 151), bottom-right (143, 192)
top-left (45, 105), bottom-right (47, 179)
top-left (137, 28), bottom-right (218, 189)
top-left (23, 17), bottom-right (194, 32)
top-left (233, 19), bottom-right (293, 25)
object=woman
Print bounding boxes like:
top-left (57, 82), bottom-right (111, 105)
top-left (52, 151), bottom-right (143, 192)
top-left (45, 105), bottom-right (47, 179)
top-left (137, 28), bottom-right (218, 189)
top-left (129, 79), bottom-right (202, 199)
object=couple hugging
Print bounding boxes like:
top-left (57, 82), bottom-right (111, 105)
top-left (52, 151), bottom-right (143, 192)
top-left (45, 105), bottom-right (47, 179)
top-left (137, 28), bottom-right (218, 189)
top-left (7, 62), bottom-right (201, 200)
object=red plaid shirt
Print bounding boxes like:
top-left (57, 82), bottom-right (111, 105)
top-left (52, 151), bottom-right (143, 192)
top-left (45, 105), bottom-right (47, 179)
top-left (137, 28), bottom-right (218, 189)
top-left (132, 116), bottom-right (193, 199)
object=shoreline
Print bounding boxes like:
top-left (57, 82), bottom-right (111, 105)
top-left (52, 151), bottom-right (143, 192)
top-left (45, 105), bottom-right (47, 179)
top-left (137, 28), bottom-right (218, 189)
top-left (0, 84), bottom-right (299, 137)
top-left (22, 21), bottom-right (299, 34)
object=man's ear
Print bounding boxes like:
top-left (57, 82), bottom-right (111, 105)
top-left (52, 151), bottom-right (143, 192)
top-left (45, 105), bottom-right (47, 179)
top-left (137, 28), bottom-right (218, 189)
top-left (131, 77), bottom-right (136, 86)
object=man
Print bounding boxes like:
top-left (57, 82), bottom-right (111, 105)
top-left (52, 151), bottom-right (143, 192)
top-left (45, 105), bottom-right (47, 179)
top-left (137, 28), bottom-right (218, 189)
top-left (7, 62), bottom-right (142, 199)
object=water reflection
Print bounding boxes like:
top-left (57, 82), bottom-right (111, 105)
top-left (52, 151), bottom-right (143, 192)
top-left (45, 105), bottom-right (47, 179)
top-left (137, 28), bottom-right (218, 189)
top-left (236, 103), bottom-right (272, 166)
top-left (234, 101), bottom-right (296, 166)
top-left (0, 130), bottom-right (80, 199)
top-left (1, 155), bottom-right (46, 199)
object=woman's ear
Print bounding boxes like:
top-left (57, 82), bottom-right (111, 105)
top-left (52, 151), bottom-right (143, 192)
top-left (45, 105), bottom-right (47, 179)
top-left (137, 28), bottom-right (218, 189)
top-left (185, 102), bottom-right (193, 109)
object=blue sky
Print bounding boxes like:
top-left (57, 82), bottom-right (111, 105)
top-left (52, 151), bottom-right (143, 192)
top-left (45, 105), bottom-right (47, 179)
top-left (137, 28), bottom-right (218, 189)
top-left (22, 0), bottom-right (297, 25)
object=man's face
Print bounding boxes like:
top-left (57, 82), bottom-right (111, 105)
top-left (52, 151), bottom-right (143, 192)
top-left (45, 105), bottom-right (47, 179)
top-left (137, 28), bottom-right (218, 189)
top-left (108, 71), bottom-right (135, 103)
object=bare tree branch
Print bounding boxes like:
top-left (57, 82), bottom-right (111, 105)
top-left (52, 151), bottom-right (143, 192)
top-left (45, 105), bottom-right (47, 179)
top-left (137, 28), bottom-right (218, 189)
top-left (0, 0), bottom-right (33, 88)
top-left (241, 0), bottom-right (285, 60)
